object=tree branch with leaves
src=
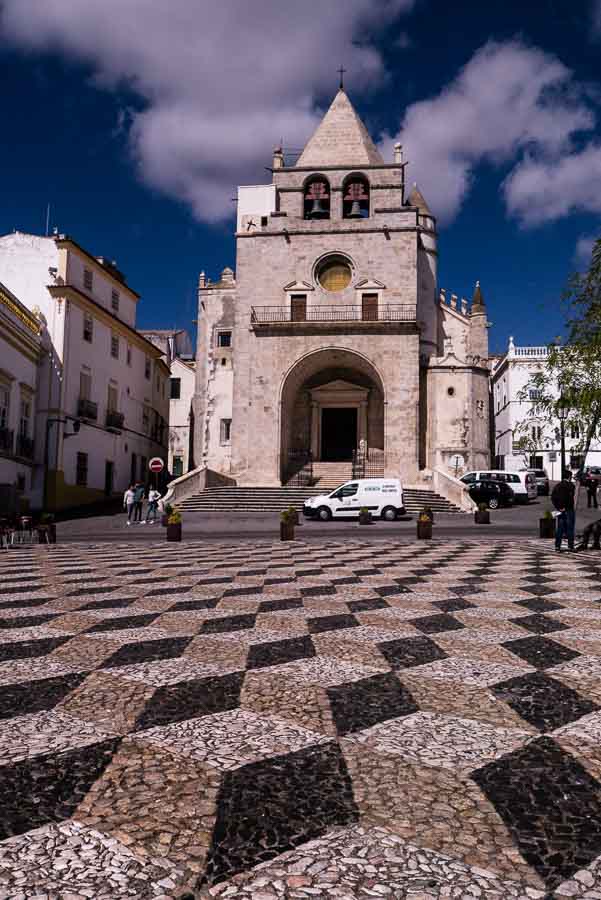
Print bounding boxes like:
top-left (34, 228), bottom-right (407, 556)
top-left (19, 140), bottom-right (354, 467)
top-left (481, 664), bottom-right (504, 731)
top-left (516, 236), bottom-right (601, 467)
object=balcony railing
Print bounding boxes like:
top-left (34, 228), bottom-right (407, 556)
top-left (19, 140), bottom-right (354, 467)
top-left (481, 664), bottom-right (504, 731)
top-left (78, 397), bottom-right (98, 421)
top-left (0, 427), bottom-right (14, 455)
top-left (251, 304), bottom-right (416, 325)
top-left (106, 410), bottom-right (125, 430)
top-left (15, 434), bottom-right (34, 460)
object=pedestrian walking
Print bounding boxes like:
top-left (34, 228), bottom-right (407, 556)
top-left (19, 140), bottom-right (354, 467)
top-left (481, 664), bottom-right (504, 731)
top-left (133, 482), bottom-right (145, 523)
top-left (123, 485), bottom-right (136, 526)
top-left (551, 470), bottom-right (576, 552)
top-left (586, 475), bottom-right (598, 509)
top-left (145, 488), bottom-right (161, 524)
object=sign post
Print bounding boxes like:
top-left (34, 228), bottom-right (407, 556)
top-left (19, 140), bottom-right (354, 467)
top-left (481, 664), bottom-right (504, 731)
top-left (149, 457), bottom-right (164, 491)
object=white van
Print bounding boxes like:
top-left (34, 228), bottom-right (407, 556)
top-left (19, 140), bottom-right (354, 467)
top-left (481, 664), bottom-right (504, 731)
top-left (303, 478), bottom-right (405, 521)
top-left (460, 470), bottom-right (537, 503)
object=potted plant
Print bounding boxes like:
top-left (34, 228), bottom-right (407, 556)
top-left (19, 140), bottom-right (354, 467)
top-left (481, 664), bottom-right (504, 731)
top-left (161, 503), bottom-right (173, 527)
top-left (539, 509), bottom-right (556, 539)
top-left (37, 512), bottom-right (57, 544)
top-left (280, 508), bottom-right (296, 541)
top-left (166, 509), bottom-right (182, 542)
top-left (287, 505), bottom-right (300, 526)
top-left (474, 503), bottom-right (490, 525)
top-left (421, 506), bottom-right (434, 524)
top-left (417, 510), bottom-right (433, 539)
top-left (358, 506), bottom-right (372, 525)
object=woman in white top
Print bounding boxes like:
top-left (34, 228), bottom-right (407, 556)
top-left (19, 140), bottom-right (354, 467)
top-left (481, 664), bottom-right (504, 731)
top-left (144, 488), bottom-right (162, 524)
top-left (123, 486), bottom-right (136, 525)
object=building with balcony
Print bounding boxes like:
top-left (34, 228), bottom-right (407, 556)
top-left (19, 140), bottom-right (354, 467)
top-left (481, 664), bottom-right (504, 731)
top-left (193, 88), bottom-right (490, 486)
top-left (140, 328), bottom-right (196, 477)
top-left (0, 280), bottom-right (46, 508)
top-left (491, 337), bottom-right (601, 479)
top-left (0, 232), bottom-right (169, 510)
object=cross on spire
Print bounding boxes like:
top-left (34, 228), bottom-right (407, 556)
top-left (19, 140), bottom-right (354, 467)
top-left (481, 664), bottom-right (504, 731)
top-left (338, 65), bottom-right (346, 90)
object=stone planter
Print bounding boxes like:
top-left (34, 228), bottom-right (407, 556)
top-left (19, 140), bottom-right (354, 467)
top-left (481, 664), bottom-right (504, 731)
top-left (160, 514), bottom-right (169, 527)
top-left (474, 510), bottom-right (490, 525)
top-left (358, 510), bottom-right (372, 525)
top-left (280, 521), bottom-right (295, 542)
top-left (417, 520), bottom-right (432, 540)
top-left (166, 523), bottom-right (182, 542)
top-left (539, 517), bottom-right (556, 539)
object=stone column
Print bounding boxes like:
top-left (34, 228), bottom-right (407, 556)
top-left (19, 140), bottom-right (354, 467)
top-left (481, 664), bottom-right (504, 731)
top-left (310, 402), bottom-right (319, 459)
top-left (358, 400), bottom-right (368, 449)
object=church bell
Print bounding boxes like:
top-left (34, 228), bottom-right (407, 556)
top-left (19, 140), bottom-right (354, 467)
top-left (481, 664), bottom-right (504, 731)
top-left (309, 198), bottom-right (327, 218)
top-left (347, 200), bottom-right (363, 218)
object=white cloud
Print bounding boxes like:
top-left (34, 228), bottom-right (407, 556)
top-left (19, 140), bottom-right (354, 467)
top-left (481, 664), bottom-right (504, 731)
top-left (503, 145), bottom-right (601, 226)
top-left (381, 39), bottom-right (596, 225)
top-left (574, 234), bottom-right (598, 266)
top-left (1, 0), bottom-right (413, 221)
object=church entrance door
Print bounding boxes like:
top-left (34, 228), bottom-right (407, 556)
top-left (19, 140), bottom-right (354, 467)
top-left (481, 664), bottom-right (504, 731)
top-left (321, 408), bottom-right (357, 461)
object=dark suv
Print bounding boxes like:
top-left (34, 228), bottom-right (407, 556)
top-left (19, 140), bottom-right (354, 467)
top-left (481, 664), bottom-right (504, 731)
top-left (468, 479), bottom-right (514, 510)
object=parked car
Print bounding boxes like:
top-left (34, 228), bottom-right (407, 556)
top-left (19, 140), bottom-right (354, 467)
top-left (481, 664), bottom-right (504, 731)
top-left (303, 478), bottom-right (405, 521)
top-left (467, 479), bottom-right (515, 510)
top-left (530, 469), bottom-right (550, 495)
top-left (460, 470), bottom-right (537, 503)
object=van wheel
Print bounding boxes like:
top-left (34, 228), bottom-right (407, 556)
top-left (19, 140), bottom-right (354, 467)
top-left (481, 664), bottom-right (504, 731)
top-left (488, 497), bottom-right (499, 510)
top-left (317, 506), bottom-right (332, 521)
top-left (381, 506), bottom-right (397, 522)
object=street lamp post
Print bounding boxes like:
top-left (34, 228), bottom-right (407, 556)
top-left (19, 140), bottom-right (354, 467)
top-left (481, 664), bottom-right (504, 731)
top-left (557, 393), bottom-right (570, 479)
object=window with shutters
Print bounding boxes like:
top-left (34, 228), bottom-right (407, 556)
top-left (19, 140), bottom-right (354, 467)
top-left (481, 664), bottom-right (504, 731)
top-left (76, 452), bottom-right (88, 486)
top-left (83, 314), bottom-right (93, 343)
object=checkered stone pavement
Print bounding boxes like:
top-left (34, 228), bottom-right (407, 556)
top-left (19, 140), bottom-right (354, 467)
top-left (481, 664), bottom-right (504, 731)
top-left (2, 539), bottom-right (601, 898)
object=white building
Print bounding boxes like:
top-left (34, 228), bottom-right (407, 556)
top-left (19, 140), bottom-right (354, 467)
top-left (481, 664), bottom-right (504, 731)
top-left (0, 232), bottom-right (170, 511)
top-left (167, 356), bottom-right (196, 476)
top-left (140, 329), bottom-right (196, 477)
top-left (491, 337), bottom-right (601, 478)
top-left (0, 280), bottom-right (46, 511)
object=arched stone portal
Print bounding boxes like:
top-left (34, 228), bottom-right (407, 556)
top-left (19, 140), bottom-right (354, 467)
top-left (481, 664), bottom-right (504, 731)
top-left (280, 349), bottom-right (385, 480)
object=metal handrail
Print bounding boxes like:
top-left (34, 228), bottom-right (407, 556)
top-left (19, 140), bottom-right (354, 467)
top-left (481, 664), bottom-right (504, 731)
top-left (78, 398), bottom-right (98, 420)
top-left (251, 304), bottom-right (415, 324)
top-left (106, 410), bottom-right (125, 430)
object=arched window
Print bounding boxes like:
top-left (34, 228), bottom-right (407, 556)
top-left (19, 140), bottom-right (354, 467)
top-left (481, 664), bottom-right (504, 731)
top-left (304, 176), bottom-right (330, 220)
top-left (343, 174), bottom-right (369, 219)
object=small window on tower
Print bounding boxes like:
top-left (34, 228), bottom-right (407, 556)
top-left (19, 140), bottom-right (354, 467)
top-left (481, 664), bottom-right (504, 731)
top-left (304, 176), bottom-right (330, 220)
top-left (217, 331), bottom-right (232, 347)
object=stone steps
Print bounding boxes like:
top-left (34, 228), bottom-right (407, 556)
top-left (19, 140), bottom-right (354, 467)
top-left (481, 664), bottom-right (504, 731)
top-left (178, 486), bottom-right (464, 514)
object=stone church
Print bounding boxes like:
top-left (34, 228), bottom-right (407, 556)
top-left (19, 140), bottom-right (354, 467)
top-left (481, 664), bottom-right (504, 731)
top-left (193, 88), bottom-right (490, 489)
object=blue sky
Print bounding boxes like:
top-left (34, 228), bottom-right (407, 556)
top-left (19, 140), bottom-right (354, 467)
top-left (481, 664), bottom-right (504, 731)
top-left (1, 0), bottom-right (600, 353)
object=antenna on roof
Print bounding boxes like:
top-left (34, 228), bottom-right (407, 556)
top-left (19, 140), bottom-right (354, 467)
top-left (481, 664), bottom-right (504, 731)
top-left (45, 203), bottom-right (51, 237)
top-left (338, 65), bottom-right (346, 90)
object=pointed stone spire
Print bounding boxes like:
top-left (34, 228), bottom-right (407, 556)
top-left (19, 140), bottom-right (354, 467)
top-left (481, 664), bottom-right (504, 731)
top-left (296, 90), bottom-right (384, 167)
top-left (471, 280), bottom-right (486, 314)
top-left (407, 183), bottom-right (432, 215)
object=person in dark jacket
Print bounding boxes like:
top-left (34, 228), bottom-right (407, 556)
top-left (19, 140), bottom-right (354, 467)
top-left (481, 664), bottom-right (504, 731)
top-left (586, 475), bottom-right (599, 509)
top-left (551, 470), bottom-right (576, 551)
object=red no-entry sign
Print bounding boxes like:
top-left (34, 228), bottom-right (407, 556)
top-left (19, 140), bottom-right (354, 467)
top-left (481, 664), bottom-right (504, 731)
top-left (149, 457), bottom-right (164, 474)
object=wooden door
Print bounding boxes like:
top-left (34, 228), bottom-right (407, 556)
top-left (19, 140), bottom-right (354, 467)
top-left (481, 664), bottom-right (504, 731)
top-left (362, 293), bottom-right (378, 321)
top-left (291, 294), bottom-right (307, 321)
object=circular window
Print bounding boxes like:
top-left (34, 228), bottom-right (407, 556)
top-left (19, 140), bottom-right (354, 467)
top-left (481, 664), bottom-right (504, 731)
top-left (316, 255), bottom-right (352, 292)
top-left (447, 387), bottom-right (455, 397)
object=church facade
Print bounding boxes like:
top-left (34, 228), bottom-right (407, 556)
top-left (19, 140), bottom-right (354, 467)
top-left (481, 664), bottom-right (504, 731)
top-left (193, 89), bottom-right (490, 488)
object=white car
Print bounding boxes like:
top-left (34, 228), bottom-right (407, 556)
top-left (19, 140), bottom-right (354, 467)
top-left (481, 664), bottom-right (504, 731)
top-left (460, 470), bottom-right (537, 503)
top-left (303, 478), bottom-right (405, 521)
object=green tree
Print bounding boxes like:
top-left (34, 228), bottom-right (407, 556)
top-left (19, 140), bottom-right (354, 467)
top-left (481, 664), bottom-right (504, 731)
top-left (516, 236), bottom-right (601, 467)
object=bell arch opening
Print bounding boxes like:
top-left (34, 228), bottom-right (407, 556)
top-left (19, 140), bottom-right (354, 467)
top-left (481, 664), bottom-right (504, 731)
top-left (279, 349), bottom-right (385, 482)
